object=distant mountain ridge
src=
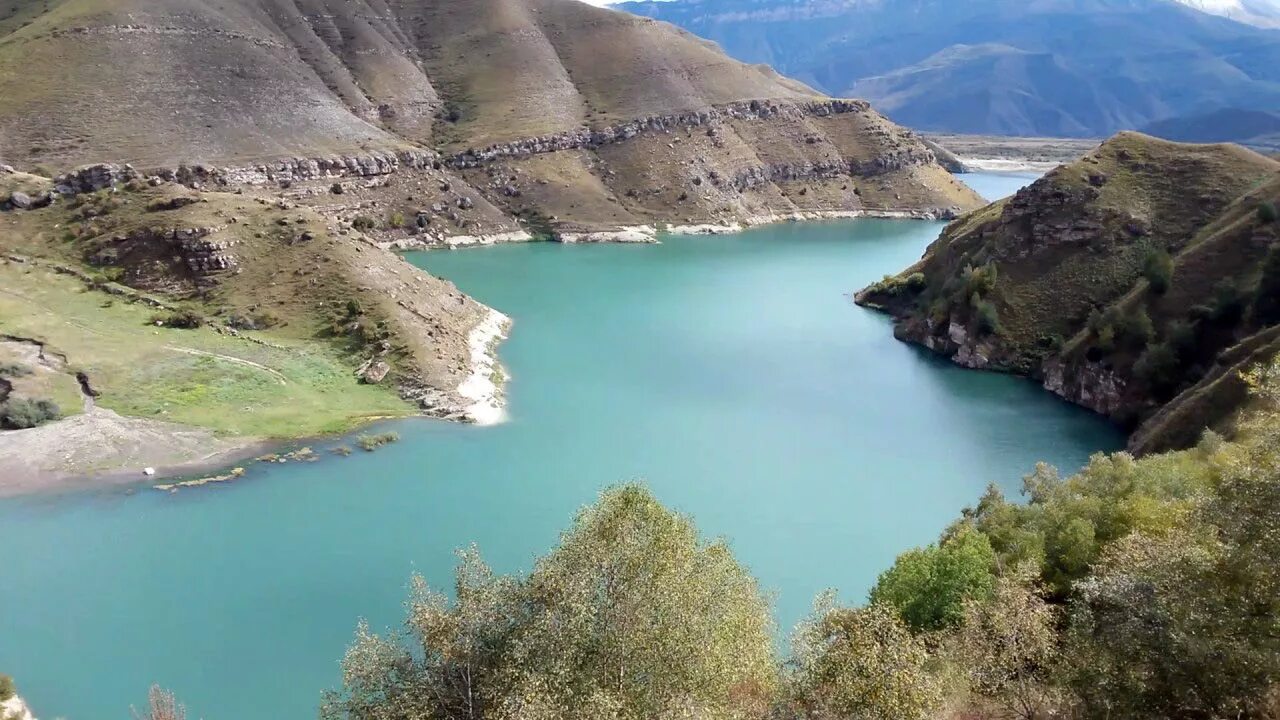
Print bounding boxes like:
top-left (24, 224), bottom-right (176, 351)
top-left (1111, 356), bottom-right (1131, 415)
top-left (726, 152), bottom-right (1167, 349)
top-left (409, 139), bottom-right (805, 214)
top-left (615, 0), bottom-right (1280, 138)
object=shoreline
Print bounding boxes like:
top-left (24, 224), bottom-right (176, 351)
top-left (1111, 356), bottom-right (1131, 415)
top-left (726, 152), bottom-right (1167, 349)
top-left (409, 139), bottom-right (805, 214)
top-left (457, 307), bottom-right (512, 426)
top-left (955, 157), bottom-right (1062, 173)
top-left (0, 210), bottom-right (948, 499)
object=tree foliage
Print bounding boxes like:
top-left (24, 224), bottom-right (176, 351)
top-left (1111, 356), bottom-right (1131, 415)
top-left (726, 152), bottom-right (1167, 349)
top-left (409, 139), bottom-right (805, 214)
top-left (868, 524), bottom-right (996, 632)
top-left (787, 600), bottom-right (941, 720)
top-left (322, 484), bottom-right (776, 720)
top-left (1142, 248), bottom-right (1174, 295)
top-left (952, 569), bottom-right (1060, 720)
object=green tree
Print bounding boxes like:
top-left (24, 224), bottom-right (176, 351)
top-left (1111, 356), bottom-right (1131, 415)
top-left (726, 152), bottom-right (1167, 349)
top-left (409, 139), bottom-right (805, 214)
top-left (1253, 244), bottom-right (1280, 327)
top-left (1065, 366), bottom-right (1280, 719)
top-left (787, 600), bottom-right (942, 720)
top-left (1258, 201), bottom-right (1278, 224)
top-left (1118, 305), bottom-right (1154, 349)
top-left (952, 569), bottom-right (1061, 720)
top-left (1142, 248), bottom-right (1174, 294)
top-left (323, 484), bottom-right (777, 720)
top-left (869, 524), bottom-right (996, 632)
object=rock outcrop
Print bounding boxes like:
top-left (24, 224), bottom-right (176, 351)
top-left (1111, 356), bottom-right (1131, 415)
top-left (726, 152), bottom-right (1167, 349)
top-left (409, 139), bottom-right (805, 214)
top-left (857, 132), bottom-right (1280, 451)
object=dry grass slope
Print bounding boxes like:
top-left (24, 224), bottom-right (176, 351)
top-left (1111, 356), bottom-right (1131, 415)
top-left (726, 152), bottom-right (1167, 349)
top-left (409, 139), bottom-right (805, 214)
top-left (857, 132), bottom-right (1280, 452)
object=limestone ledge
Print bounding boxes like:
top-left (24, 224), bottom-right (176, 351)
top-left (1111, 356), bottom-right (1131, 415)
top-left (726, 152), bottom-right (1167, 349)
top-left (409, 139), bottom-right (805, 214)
top-left (449, 98), bottom-right (875, 168)
top-left (36, 99), bottom-right (919, 194)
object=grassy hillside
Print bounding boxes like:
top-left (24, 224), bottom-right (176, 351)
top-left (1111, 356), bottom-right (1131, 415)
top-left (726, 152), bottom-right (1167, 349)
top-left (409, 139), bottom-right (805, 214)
top-left (0, 168), bottom-right (506, 486)
top-left (857, 133), bottom-right (1280, 452)
top-left (0, 0), bottom-right (980, 237)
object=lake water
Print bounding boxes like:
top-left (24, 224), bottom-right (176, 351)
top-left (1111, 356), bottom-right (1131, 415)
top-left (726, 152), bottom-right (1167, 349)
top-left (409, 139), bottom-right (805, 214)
top-left (0, 173), bottom-right (1116, 720)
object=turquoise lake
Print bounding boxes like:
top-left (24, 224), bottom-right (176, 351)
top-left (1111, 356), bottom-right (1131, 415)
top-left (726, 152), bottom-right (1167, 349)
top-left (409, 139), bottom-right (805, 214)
top-left (0, 173), bottom-right (1122, 720)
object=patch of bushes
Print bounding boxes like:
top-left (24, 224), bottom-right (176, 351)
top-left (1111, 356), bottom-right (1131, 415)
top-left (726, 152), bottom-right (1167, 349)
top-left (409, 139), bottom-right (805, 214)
top-left (0, 362), bottom-right (31, 378)
top-left (355, 432), bottom-right (399, 452)
top-left (0, 397), bottom-right (61, 429)
top-left (388, 211), bottom-right (406, 229)
top-left (1133, 341), bottom-right (1182, 396)
top-left (1254, 244), bottom-right (1280, 326)
top-left (866, 272), bottom-right (928, 298)
top-left (351, 215), bottom-right (378, 231)
top-left (1117, 305), bottom-right (1154, 349)
top-left (149, 310), bottom-right (205, 329)
top-left (1141, 248), bottom-right (1174, 294)
top-left (1191, 279), bottom-right (1248, 326)
top-left (974, 298), bottom-right (1001, 336)
top-left (869, 524), bottom-right (997, 632)
top-left (1258, 201), bottom-right (1278, 224)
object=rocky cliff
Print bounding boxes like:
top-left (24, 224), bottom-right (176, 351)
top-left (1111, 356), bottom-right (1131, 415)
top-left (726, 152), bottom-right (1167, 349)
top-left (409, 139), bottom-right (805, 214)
top-left (857, 133), bottom-right (1280, 453)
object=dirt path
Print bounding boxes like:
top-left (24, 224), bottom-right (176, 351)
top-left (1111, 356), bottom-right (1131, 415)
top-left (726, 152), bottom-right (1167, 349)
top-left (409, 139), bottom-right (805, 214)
top-left (163, 346), bottom-right (289, 384)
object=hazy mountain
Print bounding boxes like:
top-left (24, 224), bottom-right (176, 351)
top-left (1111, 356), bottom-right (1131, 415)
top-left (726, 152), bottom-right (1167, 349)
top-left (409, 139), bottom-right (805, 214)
top-left (615, 0), bottom-right (1280, 138)
top-left (1174, 0), bottom-right (1280, 27)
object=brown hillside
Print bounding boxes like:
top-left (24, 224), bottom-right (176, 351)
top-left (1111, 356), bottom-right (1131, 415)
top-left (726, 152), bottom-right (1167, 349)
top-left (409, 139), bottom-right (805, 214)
top-left (0, 0), bottom-right (979, 236)
top-left (856, 133), bottom-right (1280, 452)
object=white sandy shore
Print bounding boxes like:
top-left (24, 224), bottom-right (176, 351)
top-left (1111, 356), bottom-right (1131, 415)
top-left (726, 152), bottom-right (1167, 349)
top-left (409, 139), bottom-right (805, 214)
top-left (559, 226), bottom-right (659, 243)
top-left (2, 695), bottom-right (36, 720)
top-left (457, 308), bottom-right (512, 426)
top-left (957, 157), bottom-right (1063, 173)
top-left (665, 208), bottom-right (949, 235)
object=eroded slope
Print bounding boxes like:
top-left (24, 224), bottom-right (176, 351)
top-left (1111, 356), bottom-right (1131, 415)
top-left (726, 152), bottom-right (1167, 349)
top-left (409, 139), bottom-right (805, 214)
top-left (856, 133), bottom-right (1280, 452)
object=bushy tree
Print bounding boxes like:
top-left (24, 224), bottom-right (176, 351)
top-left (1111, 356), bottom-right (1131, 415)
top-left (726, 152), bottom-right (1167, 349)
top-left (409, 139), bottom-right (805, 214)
top-left (0, 397), bottom-right (60, 429)
top-left (132, 686), bottom-right (186, 720)
top-left (1065, 363), bottom-right (1280, 719)
top-left (322, 484), bottom-right (777, 720)
top-left (1258, 201), bottom-right (1278, 224)
top-left (952, 569), bottom-right (1060, 720)
top-left (1118, 305), bottom-right (1155, 349)
top-left (869, 524), bottom-right (996, 632)
top-left (1142, 248), bottom-right (1174, 295)
top-left (1253, 244), bottom-right (1280, 327)
top-left (787, 600), bottom-right (941, 720)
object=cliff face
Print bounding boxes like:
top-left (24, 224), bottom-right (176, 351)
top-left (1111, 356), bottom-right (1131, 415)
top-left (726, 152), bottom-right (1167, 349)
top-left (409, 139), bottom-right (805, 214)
top-left (857, 133), bottom-right (1280, 453)
top-left (0, 0), bottom-right (980, 238)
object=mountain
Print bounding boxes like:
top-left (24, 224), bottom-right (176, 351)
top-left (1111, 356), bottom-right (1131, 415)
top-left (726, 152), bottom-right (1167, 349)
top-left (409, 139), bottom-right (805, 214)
top-left (1141, 108), bottom-right (1280, 150)
top-left (1174, 0), bottom-right (1280, 27)
top-left (856, 132), bottom-right (1280, 453)
top-left (614, 0), bottom-right (1280, 138)
top-left (0, 0), bottom-right (978, 236)
top-left (0, 0), bottom-right (978, 479)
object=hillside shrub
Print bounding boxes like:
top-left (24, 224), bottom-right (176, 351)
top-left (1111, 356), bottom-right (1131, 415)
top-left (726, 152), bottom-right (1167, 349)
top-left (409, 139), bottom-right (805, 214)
top-left (321, 484), bottom-right (776, 720)
top-left (388, 211), bottom-right (406, 229)
top-left (1135, 341), bottom-right (1182, 396)
top-left (975, 300), bottom-right (1001, 336)
top-left (953, 569), bottom-right (1060, 720)
top-left (149, 310), bottom-right (204, 329)
top-left (0, 674), bottom-right (14, 701)
top-left (1254, 244), bottom-right (1280, 326)
top-left (1118, 306), bottom-right (1155, 349)
top-left (0, 362), bottom-right (31, 378)
top-left (788, 602), bottom-right (941, 720)
top-left (869, 524), bottom-right (996, 632)
top-left (351, 215), bottom-right (377, 231)
top-left (1258, 201), bottom-right (1278, 224)
top-left (1192, 279), bottom-right (1248, 326)
top-left (1142, 248), bottom-right (1174, 294)
top-left (0, 397), bottom-right (60, 429)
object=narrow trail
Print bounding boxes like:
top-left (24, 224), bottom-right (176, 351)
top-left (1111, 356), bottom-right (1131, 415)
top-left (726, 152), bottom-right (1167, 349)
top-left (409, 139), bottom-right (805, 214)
top-left (164, 346), bottom-right (289, 385)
